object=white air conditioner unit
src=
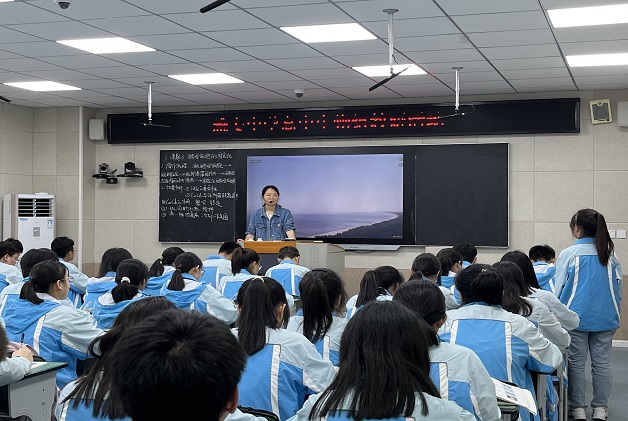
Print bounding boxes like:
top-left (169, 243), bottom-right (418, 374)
top-left (3, 193), bottom-right (55, 253)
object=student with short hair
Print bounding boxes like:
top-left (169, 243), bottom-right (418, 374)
top-left (82, 248), bottom-right (132, 312)
top-left (1, 260), bottom-right (103, 389)
top-left (220, 247), bottom-right (262, 301)
top-left (0, 240), bottom-right (23, 287)
top-left (201, 241), bottom-right (241, 288)
top-left (4, 238), bottom-right (23, 268)
top-left (452, 243), bottom-right (477, 268)
top-left (0, 323), bottom-right (33, 387)
top-left (345, 265), bottom-right (403, 318)
top-left (265, 246), bottom-right (310, 296)
top-left (436, 248), bottom-right (463, 289)
top-left (287, 268), bottom-right (347, 365)
top-left (144, 247), bottom-right (185, 296)
top-left (0, 248), bottom-right (59, 306)
top-left (410, 253), bottom-right (459, 310)
top-left (107, 310), bottom-right (247, 421)
top-left (92, 259), bottom-right (148, 329)
top-left (161, 252), bottom-right (237, 324)
top-left (51, 236), bottom-right (90, 307)
top-left (529, 244), bottom-right (557, 293)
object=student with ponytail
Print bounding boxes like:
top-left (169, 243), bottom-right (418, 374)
top-left (287, 268), bottom-right (348, 365)
top-left (345, 266), bottom-right (403, 319)
top-left (220, 247), bottom-right (261, 300)
top-left (554, 208), bottom-right (622, 421)
top-left (0, 248), bottom-right (58, 306)
top-left (144, 247), bottom-right (184, 296)
top-left (234, 277), bottom-right (336, 421)
top-left (82, 248), bottom-right (132, 311)
top-left (0, 260), bottom-right (103, 389)
top-left (160, 252), bottom-right (237, 324)
top-left (92, 259), bottom-right (148, 329)
top-left (393, 280), bottom-right (500, 421)
top-left (436, 248), bottom-right (463, 289)
top-left (411, 253), bottom-right (459, 310)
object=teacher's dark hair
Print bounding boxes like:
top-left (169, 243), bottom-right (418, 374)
top-left (262, 185), bottom-right (279, 196)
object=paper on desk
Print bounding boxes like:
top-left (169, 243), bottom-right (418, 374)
top-left (491, 378), bottom-right (537, 415)
top-left (30, 362), bottom-right (47, 369)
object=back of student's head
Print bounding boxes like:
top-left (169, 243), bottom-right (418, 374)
top-left (411, 253), bottom-right (441, 280)
top-left (0, 241), bottom-right (18, 260)
top-left (455, 264), bottom-right (503, 306)
top-left (278, 246), bottom-right (299, 260)
top-left (4, 238), bottom-right (23, 254)
top-left (393, 280), bottom-right (444, 347)
top-left (492, 261), bottom-right (532, 317)
top-left (528, 244), bottom-right (555, 263)
top-left (51, 236), bottom-right (74, 259)
top-left (108, 310), bottom-right (246, 421)
top-left (500, 250), bottom-right (540, 289)
top-left (20, 260), bottom-right (68, 304)
top-left (111, 259), bottom-right (148, 303)
top-left (98, 248), bottom-right (132, 277)
top-left (20, 248), bottom-right (58, 278)
top-left (310, 301), bottom-right (438, 420)
top-left (236, 277), bottom-right (288, 355)
top-left (218, 241), bottom-right (241, 256)
top-left (356, 265), bottom-right (404, 307)
top-left (452, 243), bottom-right (477, 263)
top-left (148, 247), bottom-right (184, 278)
top-left (436, 248), bottom-right (463, 275)
top-left (570, 208), bottom-right (614, 266)
top-left (167, 252), bottom-right (203, 291)
top-left (299, 268), bottom-right (347, 343)
top-left (230, 247), bottom-right (260, 275)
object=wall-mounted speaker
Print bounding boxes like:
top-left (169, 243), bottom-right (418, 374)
top-left (618, 101), bottom-right (628, 128)
top-left (589, 99), bottom-right (612, 125)
top-left (88, 119), bottom-right (105, 140)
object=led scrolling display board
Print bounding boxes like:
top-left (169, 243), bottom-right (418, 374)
top-left (108, 98), bottom-right (580, 143)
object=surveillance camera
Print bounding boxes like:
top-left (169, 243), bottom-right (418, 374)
top-left (54, 0), bottom-right (71, 9)
top-left (99, 163), bottom-right (109, 174)
top-left (294, 89), bottom-right (304, 98)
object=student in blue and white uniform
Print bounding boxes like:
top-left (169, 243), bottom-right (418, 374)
top-left (245, 185), bottom-right (296, 242)
top-left (289, 300), bottom-right (474, 421)
top-left (0, 323), bottom-right (33, 387)
top-left (529, 244), bottom-right (557, 293)
top-left (439, 265), bottom-right (563, 421)
top-left (411, 253), bottom-right (459, 311)
top-left (452, 243), bottom-right (477, 269)
top-left (234, 277), bottom-right (336, 421)
top-left (287, 268), bottom-right (347, 366)
top-left (554, 209), bottom-right (622, 421)
top-left (0, 248), bottom-right (59, 307)
top-left (265, 246), bottom-right (310, 296)
top-left (161, 252), bottom-right (237, 324)
top-left (82, 248), bottom-right (132, 312)
top-left (220, 247), bottom-right (261, 301)
top-left (393, 280), bottom-right (500, 421)
top-left (0, 240), bottom-right (22, 288)
top-left (1, 260), bottom-right (103, 389)
top-left (201, 241), bottom-right (241, 289)
top-left (52, 236), bottom-right (90, 307)
top-left (436, 248), bottom-right (463, 290)
top-left (92, 259), bottom-right (149, 329)
top-left (144, 247), bottom-right (184, 296)
top-left (345, 266), bottom-right (403, 319)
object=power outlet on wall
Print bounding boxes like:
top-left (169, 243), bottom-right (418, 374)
top-left (617, 230), bottom-right (627, 239)
top-left (609, 230), bottom-right (616, 238)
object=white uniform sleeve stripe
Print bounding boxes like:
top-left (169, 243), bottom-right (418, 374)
top-left (439, 363), bottom-right (449, 399)
top-left (470, 392), bottom-right (482, 421)
top-left (608, 264), bottom-right (620, 319)
top-left (270, 344), bottom-right (281, 417)
top-left (505, 322), bottom-right (513, 383)
top-left (566, 257), bottom-right (579, 308)
top-left (323, 336), bottom-right (330, 361)
top-left (450, 320), bottom-right (458, 344)
top-left (33, 316), bottom-right (46, 354)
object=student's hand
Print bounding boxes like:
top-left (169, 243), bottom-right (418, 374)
top-left (13, 346), bottom-right (34, 362)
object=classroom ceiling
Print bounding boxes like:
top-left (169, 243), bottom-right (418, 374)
top-left (0, 0), bottom-right (626, 108)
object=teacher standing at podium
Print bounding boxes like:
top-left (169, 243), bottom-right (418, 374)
top-left (245, 185), bottom-right (296, 241)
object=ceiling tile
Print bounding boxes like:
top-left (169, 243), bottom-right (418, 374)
top-left (309, 39), bottom-right (390, 57)
top-left (492, 57), bottom-right (567, 71)
top-left (480, 44), bottom-right (562, 60)
top-left (0, 27), bottom-right (44, 44)
top-left (79, 66), bottom-right (158, 78)
top-left (38, 54), bottom-right (123, 69)
top-left (5, 21), bottom-right (110, 41)
top-left (452, 11), bottom-right (549, 33)
top-left (395, 34), bottom-right (472, 52)
top-left (238, 44), bottom-right (322, 60)
top-left (335, 0), bottom-right (444, 21)
top-left (510, 77), bottom-right (576, 89)
top-left (170, 47), bottom-right (253, 63)
top-left (84, 16), bottom-right (190, 36)
top-left (420, 60), bottom-right (495, 73)
top-left (0, 58), bottom-right (63, 72)
top-left (501, 67), bottom-right (571, 80)
top-left (108, 51), bottom-right (188, 66)
top-left (289, 68), bottom-right (358, 80)
top-left (205, 60), bottom-right (280, 73)
top-left (230, 70), bottom-right (303, 82)
top-left (163, 10), bottom-right (269, 32)
top-left (560, 40), bottom-right (628, 55)
top-left (0, 3), bottom-right (69, 25)
top-left (468, 29), bottom-right (556, 48)
top-left (0, 41), bottom-right (94, 58)
top-left (130, 33), bottom-right (223, 50)
top-left (362, 17), bottom-right (460, 38)
top-left (553, 25), bottom-right (628, 43)
top-left (246, 4), bottom-right (352, 26)
top-left (16, 69), bottom-right (98, 82)
top-left (264, 57), bottom-right (343, 71)
top-left (406, 49), bottom-right (486, 64)
top-left (120, 0), bottom-right (234, 14)
top-left (202, 28), bottom-right (298, 47)
top-left (0, 49), bottom-right (22, 60)
top-left (28, 0), bottom-right (151, 19)
top-left (134, 62), bottom-right (215, 75)
top-left (436, 0), bottom-right (541, 15)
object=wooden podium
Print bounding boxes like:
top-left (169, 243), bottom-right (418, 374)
top-left (244, 241), bottom-right (345, 273)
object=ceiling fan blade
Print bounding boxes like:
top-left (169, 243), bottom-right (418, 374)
top-left (0, 95), bottom-right (10, 103)
top-left (200, 0), bottom-right (232, 13)
top-left (368, 66), bottom-right (410, 92)
top-left (142, 122), bottom-right (171, 128)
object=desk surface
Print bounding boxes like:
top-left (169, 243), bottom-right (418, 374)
top-left (23, 361), bottom-right (68, 379)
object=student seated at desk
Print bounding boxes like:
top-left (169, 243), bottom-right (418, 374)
top-left (144, 247), bottom-right (184, 296)
top-left (436, 248), bottom-right (463, 290)
top-left (0, 324), bottom-right (33, 387)
top-left (529, 244), bottom-right (557, 293)
top-left (52, 236), bottom-right (90, 308)
top-left (346, 266), bottom-right (403, 319)
top-left (1, 260), bottom-right (103, 389)
top-left (265, 246), bottom-right (310, 296)
top-left (0, 248), bottom-right (59, 306)
top-left (410, 253), bottom-right (459, 311)
top-left (452, 243), bottom-right (477, 269)
top-left (220, 248), bottom-right (261, 301)
top-left (82, 248), bottom-right (132, 312)
top-left (0, 241), bottom-right (22, 289)
top-left (202, 241), bottom-right (241, 289)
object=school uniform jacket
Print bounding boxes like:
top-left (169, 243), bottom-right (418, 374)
top-left (533, 262), bottom-right (556, 293)
top-left (92, 290), bottom-right (147, 329)
top-left (440, 274), bottom-right (456, 289)
top-left (220, 270), bottom-right (255, 301)
top-left (56, 377), bottom-right (131, 421)
top-left (287, 311), bottom-right (347, 366)
top-left (265, 260), bottom-right (310, 296)
top-left (554, 237), bottom-right (623, 332)
top-left (528, 288), bottom-right (580, 332)
top-left (144, 265), bottom-right (175, 296)
top-left (346, 293), bottom-right (392, 319)
top-left (0, 356), bottom-right (31, 387)
top-left (160, 273), bottom-right (237, 324)
top-left (202, 255), bottom-right (233, 288)
top-left (0, 262), bottom-right (22, 285)
top-left (525, 297), bottom-right (570, 351)
top-left (81, 273), bottom-right (117, 312)
top-left (59, 259), bottom-right (90, 308)
top-left (1, 293), bottom-right (103, 389)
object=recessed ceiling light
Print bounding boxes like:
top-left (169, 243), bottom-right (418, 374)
top-left (168, 73), bottom-right (245, 85)
top-left (548, 4), bottom-right (628, 28)
top-left (352, 64), bottom-right (426, 77)
top-left (3, 81), bottom-right (81, 91)
top-left (566, 52), bottom-right (628, 67)
top-left (281, 23), bottom-right (376, 43)
top-left (56, 37), bottom-right (155, 54)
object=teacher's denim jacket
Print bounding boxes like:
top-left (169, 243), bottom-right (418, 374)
top-left (246, 205), bottom-right (296, 241)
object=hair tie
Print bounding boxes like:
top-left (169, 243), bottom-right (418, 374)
top-left (121, 277), bottom-right (131, 283)
top-left (159, 256), bottom-right (164, 262)
top-left (251, 276), bottom-right (265, 283)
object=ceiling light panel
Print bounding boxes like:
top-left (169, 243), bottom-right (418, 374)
top-left (567, 52), bottom-right (628, 67)
top-left (281, 23), bottom-right (376, 43)
top-left (3, 81), bottom-right (81, 91)
top-left (548, 4), bottom-right (628, 28)
top-left (168, 73), bottom-right (245, 84)
top-left (352, 64), bottom-right (427, 77)
top-left (56, 37), bottom-right (155, 54)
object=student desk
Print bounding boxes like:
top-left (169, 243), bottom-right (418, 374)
top-left (0, 361), bottom-right (68, 421)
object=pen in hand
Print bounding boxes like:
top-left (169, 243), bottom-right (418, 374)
top-left (20, 333), bottom-right (24, 345)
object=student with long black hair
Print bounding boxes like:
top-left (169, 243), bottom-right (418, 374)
top-left (410, 253), bottom-right (459, 310)
top-left (436, 248), bottom-right (463, 289)
top-left (220, 247), bottom-right (262, 300)
top-left (554, 209), bottom-right (622, 421)
top-left (291, 300), bottom-right (474, 421)
top-left (1, 260), bottom-right (103, 389)
top-left (144, 247), bottom-right (184, 296)
top-left (92, 259), bottom-right (148, 329)
top-left (0, 248), bottom-right (58, 305)
top-left (393, 280), bottom-right (500, 421)
top-left (161, 252), bottom-right (237, 324)
top-left (287, 268), bottom-right (347, 365)
top-left (345, 266), bottom-right (403, 319)
top-left (82, 248), bottom-right (132, 311)
top-left (234, 277), bottom-right (336, 421)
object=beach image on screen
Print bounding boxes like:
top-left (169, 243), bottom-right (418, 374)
top-left (246, 153), bottom-right (404, 239)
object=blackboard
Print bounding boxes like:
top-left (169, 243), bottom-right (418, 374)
top-left (415, 143), bottom-right (509, 247)
top-left (159, 150), bottom-right (236, 242)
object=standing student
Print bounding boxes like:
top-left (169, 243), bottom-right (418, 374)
top-left (234, 277), bottom-right (336, 421)
top-left (1, 260), bottom-right (103, 389)
top-left (0, 240), bottom-right (22, 287)
top-left (82, 248), bottom-right (132, 312)
top-left (554, 209), bottom-right (622, 421)
top-left (345, 266), bottom-right (403, 318)
top-left (245, 185), bottom-right (296, 241)
top-left (411, 253), bottom-right (459, 310)
top-left (0, 248), bottom-right (59, 306)
top-left (51, 236), bottom-right (90, 307)
top-left (265, 246), bottom-right (310, 296)
top-left (220, 247), bottom-right (261, 301)
top-left (291, 300), bottom-right (475, 421)
top-left (452, 243), bottom-right (477, 268)
top-left (92, 259), bottom-right (148, 329)
top-left (161, 252), bottom-right (237, 324)
top-left (0, 323), bottom-right (33, 387)
top-left (287, 268), bottom-right (347, 365)
top-left (393, 280), bottom-right (501, 421)
top-left (144, 247), bottom-right (184, 296)
top-left (201, 241), bottom-right (241, 288)
top-left (436, 248), bottom-right (463, 289)
top-left (529, 244), bottom-right (557, 293)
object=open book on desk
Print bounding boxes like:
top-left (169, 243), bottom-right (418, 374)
top-left (492, 378), bottom-right (537, 415)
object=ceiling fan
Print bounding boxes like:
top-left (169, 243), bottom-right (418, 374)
top-left (200, 0), bottom-right (232, 13)
top-left (139, 82), bottom-right (170, 128)
top-left (369, 9), bottom-right (411, 92)
top-left (435, 67), bottom-right (475, 119)
top-left (0, 95), bottom-right (10, 103)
